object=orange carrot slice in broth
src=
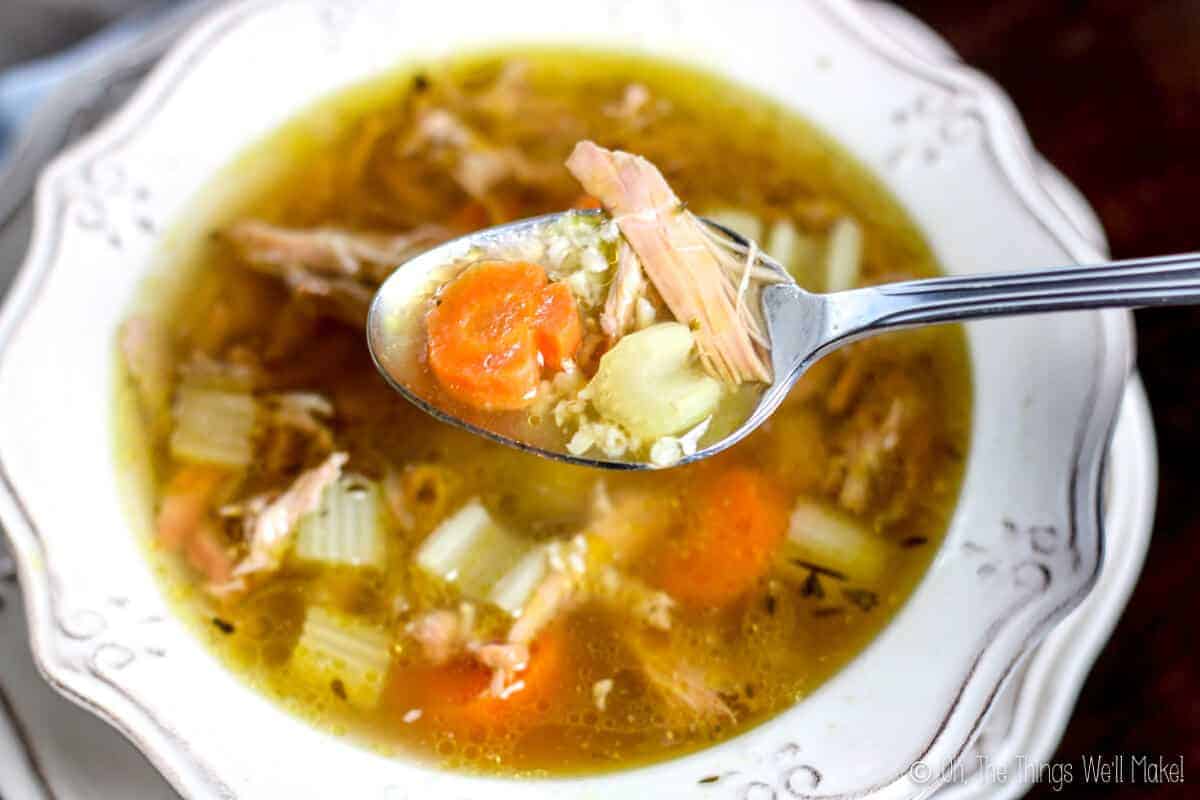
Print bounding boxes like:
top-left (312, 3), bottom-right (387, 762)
top-left (655, 467), bottom-right (789, 607)
top-left (387, 627), bottom-right (567, 733)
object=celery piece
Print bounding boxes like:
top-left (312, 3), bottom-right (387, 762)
top-left (589, 323), bottom-right (722, 441)
top-left (295, 476), bottom-right (387, 570)
top-left (169, 387), bottom-right (256, 467)
top-left (415, 499), bottom-right (532, 602)
top-left (824, 217), bottom-right (863, 293)
top-left (766, 219), bottom-right (823, 289)
top-left (488, 544), bottom-right (550, 617)
top-left (784, 499), bottom-right (888, 583)
top-left (704, 208), bottom-right (764, 244)
top-left (290, 606), bottom-right (391, 708)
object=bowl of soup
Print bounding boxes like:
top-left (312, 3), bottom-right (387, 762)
top-left (0, 1), bottom-right (1132, 798)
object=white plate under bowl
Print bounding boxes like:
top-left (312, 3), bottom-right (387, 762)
top-left (0, 1), bottom-right (1146, 798)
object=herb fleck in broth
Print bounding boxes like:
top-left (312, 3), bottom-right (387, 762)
top-left (117, 50), bottom-right (971, 775)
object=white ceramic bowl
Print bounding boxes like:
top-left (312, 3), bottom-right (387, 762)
top-left (0, 1), bottom-right (1135, 798)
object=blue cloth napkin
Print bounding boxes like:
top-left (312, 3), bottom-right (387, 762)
top-left (0, 2), bottom-right (181, 156)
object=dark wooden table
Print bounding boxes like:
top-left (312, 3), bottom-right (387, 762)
top-left (900, 2), bottom-right (1200, 797)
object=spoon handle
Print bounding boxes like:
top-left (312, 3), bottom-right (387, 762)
top-left (840, 252), bottom-right (1200, 329)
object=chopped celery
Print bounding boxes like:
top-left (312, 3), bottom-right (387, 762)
top-left (177, 353), bottom-right (256, 392)
top-left (414, 501), bottom-right (489, 575)
top-left (415, 499), bottom-right (532, 602)
top-left (783, 499), bottom-right (888, 583)
top-left (824, 217), bottom-right (863, 293)
top-left (704, 208), bottom-right (763, 243)
top-left (295, 476), bottom-right (387, 570)
top-left (169, 387), bottom-right (256, 467)
top-left (766, 220), bottom-right (822, 288)
top-left (488, 544), bottom-right (550, 617)
top-left (588, 323), bottom-right (722, 440)
top-left (290, 606), bottom-right (391, 708)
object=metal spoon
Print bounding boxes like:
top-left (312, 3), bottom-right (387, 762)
top-left (368, 211), bottom-right (1195, 470)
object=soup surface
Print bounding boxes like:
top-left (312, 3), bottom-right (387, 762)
top-left (117, 50), bottom-right (972, 775)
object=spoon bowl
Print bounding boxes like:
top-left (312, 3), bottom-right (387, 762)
top-left (367, 210), bottom-right (796, 470)
top-left (369, 212), bottom-right (1200, 470)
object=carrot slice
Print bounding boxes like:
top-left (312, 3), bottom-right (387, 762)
top-left (427, 261), bottom-right (545, 410)
top-left (157, 465), bottom-right (228, 551)
top-left (534, 282), bottom-right (583, 371)
top-left (654, 467), bottom-right (789, 607)
top-left (387, 627), bottom-right (567, 732)
top-left (458, 628), bottom-right (566, 724)
top-left (426, 260), bottom-right (581, 410)
top-left (407, 658), bottom-right (492, 710)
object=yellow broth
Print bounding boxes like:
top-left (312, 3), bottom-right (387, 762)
top-left (118, 50), bottom-right (972, 776)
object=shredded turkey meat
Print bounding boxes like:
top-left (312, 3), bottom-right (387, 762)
top-left (622, 629), bottom-right (734, 722)
top-left (407, 603), bottom-right (477, 665)
top-left (477, 641), bottom-right (531, 698)
top-left (585, 483), bottom-right (669, 566)
top-left (229, 451), bottom-right (348, 580)
top-left (223, 221), bottom-right (453, 326)
top-left (224, 220), bottom-right (450, 284)
top-left (406, 602), bottom-right (539, 699)
top-left (280, 267), bottom-right (374, 327)
top-left (603, 83), bottom-right (653, 122)
top-left (508, 571), bottom-right (579, 647)
top-left (566, 140), bottom-right (774, 384)
top-left (263, 392), bottom-right (336, 452)
top-left (595, 567), bottom-right (673, 631)
top-left (402, 108), bottom-right (558, 200)
top-left (600, 239), bottom-right (647, 341)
